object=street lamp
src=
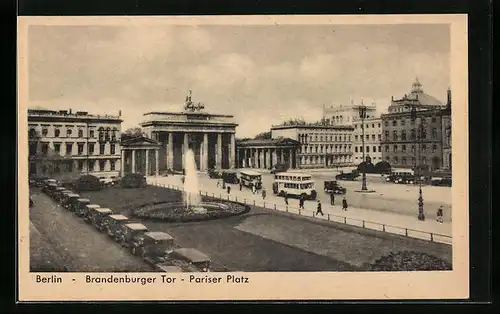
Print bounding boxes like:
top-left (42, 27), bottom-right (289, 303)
top-left (358, 102), bottom-right (368, 191)
top-left (411, 106), bottom-right (425, 221)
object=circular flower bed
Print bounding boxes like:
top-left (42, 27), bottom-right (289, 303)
top-left (133, 200), bottom-right (250, 223)
top-left (368, 251), bottom-right (452, 271)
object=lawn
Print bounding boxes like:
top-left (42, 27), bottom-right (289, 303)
top-left (79, 186), bottom-right (452, 272)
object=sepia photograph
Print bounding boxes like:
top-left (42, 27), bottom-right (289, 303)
top-left (18, 15), bottom-right (469, 301)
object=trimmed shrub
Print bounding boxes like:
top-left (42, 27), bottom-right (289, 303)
top-left (121, 173), bottom-right (147, 188)
top-left (73, 174), bottom-right (103, 191)
top-left (374, 161), bottom-right (392, 174)
top-left (368, 251), bottom-right (452, 271)
top-left (357, 162), bottom-right (376, 173)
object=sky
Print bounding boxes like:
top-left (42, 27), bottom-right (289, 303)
top-left (28, 23), bottom-right (450, 138)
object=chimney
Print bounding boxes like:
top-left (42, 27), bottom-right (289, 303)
top-left (119, 109), bottom-right (122, 117)
top-left (69, 108), bottom-right (72, 114)
top-left (447, 87), bottom-right (452, 107)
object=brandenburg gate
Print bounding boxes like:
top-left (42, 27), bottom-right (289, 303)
top-left (140, 91), bottom-right (238, 172)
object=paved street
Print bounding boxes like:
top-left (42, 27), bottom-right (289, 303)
top-left (29, 189), bottom-right (156, 272)
top-left (148, 170), bottom-right (452, 240)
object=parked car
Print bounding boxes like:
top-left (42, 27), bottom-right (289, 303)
top-left (61, 193), bottom-right (80, 209)
top-left (52, 187), bottom-right (69, 202)
top-left (45, 183), bottom-right (60, 196)
top-left (335, 170), bottom-right (360, 181)
top-left (208, 168), bottom-right (223, 179)
top-left (431, 177), bottom-right (452, 187)
top-left (103, 214), bottom-right (130, 239)
top-left (83, 204), bottom-right (102, 222)
top-left (270, 163), bottom-right (289, 174)
top-left (222, 170), bottom-right (239, 184)
top-left (169, 248), bottom-right (211, 272)
top-left (118, 223), bottom-right (149, 248)
top-left (72, 198), bottom-right (91, 214)
top-left (130, 231), bottom-right (175, 258)
top-left (121, 173), bottom-right (147, 188)
top-left (323, 180), bottom-right (347, 194)
top-left (88, 207), bottom-right (114, 230)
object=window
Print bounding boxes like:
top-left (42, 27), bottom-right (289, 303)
top-left (89, 143), bottom-right (95, 155)
top-left (99, 160), bottom-right (106, 171)
top-left (110, 160), bottom-right (116, 171)
top-left (432, 144), bottom-right (437, 152)
top-left (78, 130), bottom-right (84, 138)
top-left (402, 145), bottom-right (407, 152)
top-left (411, 145), bottom-right (415, 153)
top-left (393, 130), bottom-right (398, 141)
top-left (422, 144), bottom-right (427, 152)
top-left (320, 136), bottom-right (323, 141)
top-left (53, 143), bottom-right (61, 154)
top-left (412, 157), bottom-right (416, 165)
top-left (385, 145), bottom-right (389, 152)
top-left (66, 143), bottom-right (73, 155)
top-left (432, 128), bottom-right (437, 139)
top-left (77, 143), bottom-right (84, 155)
top-left (384, 121), bottom-right (389, 127)
top-left (66, 129), bottom-right (72, 137)
top-left (394, 156), bottom-right (399, 164)
top-left (100, 143), bottom-right (105, 155)
top-left (366, 124), bottom-right (369, 129)
top-left (372, 123), bottom-right (375, 128)
top-left (77, 160), bottom-right (84, 171)
top-left (393, 145), bottom-right (398, 152)
top-left (421, 129), bottom-right (427, 139)
top-left (41, 143), bottom-right (49, 155)
top-left (360, 146), bottom-right (364, 152)
top-left (366, 146), bottom-right (370, 153)
top-left (378, 134), bottom-right (382, 141)
top-left (378, 123), bottom-right (381, 128)
top-left (402, 157), bottom-right (407, 165)
top-left (392, 120), bottom-right (397, 126)
top-left (402, 119), bottom-right (406, 126)
top-left (348, 135), bottom-right (351, 141)
top-left (411, 118), bottom-right (415, 125)
top-left (378, 146), bottom-right (381, 152)
top-left (401, 130), bottom-right (407, 140)
top-left (42, 128), bottom-right (48, 136)
top-left (432, 117), bottom-right (437, 123)
top-left (355, 135), bottom-right (358, 141)
top-left (89, 130), bottom-right (95, 138)
top-left (373, 146), bottom-right (377, 152)
top-left (88, 160), bottom-right (95, 171)
top-left (422, 157), bottom-right (427, 165)
top-left (110, 144), bottom-right (116, 155)
top-left (29, 128), bottom-right (37, 138)
top-left (411, 129), bottom-right (416, 140)
top-left (366, 134), bottom-right (369, 140)
top-left (55, 128), bottom-right (60, 137)
top-left (371, 134), bottom-right (375, 141)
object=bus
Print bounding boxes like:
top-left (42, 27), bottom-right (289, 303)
top-left (272, 172), bottom-right (317, 200)
top-left (239, 170), bottom-right (262, 190)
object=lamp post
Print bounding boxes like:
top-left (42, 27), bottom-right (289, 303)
top-left (411, 106), bottom-right (425, 221)
top-left (359, 102), bottom-right (368, 191)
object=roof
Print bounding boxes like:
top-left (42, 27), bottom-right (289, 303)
top-left (95, 208), bottom-right (112, 213)
top-left (275, 172), bottom-right (312, 177)
top-left (108, 214), bottom-right (129, 220)
top-left (55, 187), bottom-right (66, 190)
top-left (125, 223), bottom-right (148, 231)
top-left (239, 170), bottom-right (262, 176)
top-left (121, 136), bottom-right (161, 147)
top-left (86, 204), bottom-right (101, 209)
top-left (237, 137), bottom-right (300, 147)
top-left (67, 194), bottom-right (80, 197)
top-left (172, 248), bottom-right (210, 263)
top-left (144, 231), bottom-right (174, 241)
top-left (77, 198), bottom-right (90, 202)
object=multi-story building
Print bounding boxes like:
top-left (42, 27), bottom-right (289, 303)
top-left (352, 116), bottom-right (383, 164)
top-left (28, 108), bottom-right (123, 178)
top-left (380, 78), bottom-right (449, 171)
top-left (322, 102), bottom-right (378, 126)
top-left (441, 92), bottom-right (452, 170)
top-left (270, 121), bottom-right (354, 169)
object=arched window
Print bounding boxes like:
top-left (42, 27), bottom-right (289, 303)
top-left (54, 128), bottom-right (60, 137)
top-left (393, 130), bottom-right (398, 141)
top-left (401, 130), bottom-right (407, 140)
top-left (78, 130), bottom-right (84, 138)
top-left (29, 128), bottom-right (37, 138)
top-left (42, 128), bottom-right (48, 136)
top-left (66, 129), bottom-right (72, 137)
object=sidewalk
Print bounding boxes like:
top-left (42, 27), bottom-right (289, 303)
top-left (147, 175), bottom-right (452, 244)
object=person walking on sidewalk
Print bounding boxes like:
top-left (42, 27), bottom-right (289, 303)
top-left (342, 197), bottom-right (348, 211)
top-left (252, 184), bottom-right (256, 195)
top-left (436, 205), bottom-right (444, 223)
top-left (262, 189), bottom-right (267, 200)
top-left (330, 192), bottom-right (335, 206)
top-left (227, 185), bottom-right (231, 195)
top-left (217, 179), bottom-right (220, 188)
top-left (222, 180), bottom-right (226, 189)
top-left (316, 200), bottom-right (324, 216)
top-left (284, 193), bottom-right (289, 205)
top-left (239, 181), bottom-right (243, 191)
top-left (299, 195), bottom-right (304, 209)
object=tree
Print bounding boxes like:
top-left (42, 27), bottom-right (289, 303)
top-left (254, 131), bottom-right (271, 140)
top-left (121, 127), bottom-right (143, 141)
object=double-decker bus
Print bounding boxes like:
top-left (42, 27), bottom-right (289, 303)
top-left (272, 172), bottom-right (317, 200)
top-left (239, 170), bottom-right (262, 190)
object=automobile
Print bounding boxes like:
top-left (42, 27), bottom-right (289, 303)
top-left (52, 187), bottom-right (70, 202)
top-left (41, 178), bottom-right (57, 190)
top-left (335, 170), bottom-right (360, 181)
top-left (59, 190), bottom-right (74, 203)
top-left (323, 180), bottom-right (347, 194)
top-left (103, 214), bottom-right (131, 239)
top-left (29, 178), bottom-right (37, 188)
top-left (168, 248), bottom-right (211, 272)
top-left (222, 170), bottom-right (239, 184)
top-left (118, 223), bottom-right (149, 248)
top-left (72, 198), bottom-right (91, 214)
top-left (431, 177), bottom-right (452, 187)
top-left (99, 176), bottom-right (118, 187)
top-left (270, 163), bottom-right (289, 174)
top-left (83, 204), bottom-right (102, 222)
top-left (45, 183), bottom-right (60, 196)
top-left (130, 231), bottom-right (175, 258)
top-left (121, 173), bottom-right (147, 188)
top-left (61, 193), bottom-right (80, 209)
top-left (87, 207), bottom-right (114, 230)
top-left (30, 176), bottom-right (49, 187)
top-left (208, 168), bottom-right (223, 179)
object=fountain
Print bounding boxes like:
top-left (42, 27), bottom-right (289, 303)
top-left (133, 148), bottom-right (249, 222)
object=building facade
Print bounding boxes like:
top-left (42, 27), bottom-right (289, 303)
top-left (140, 92), bottom-right (238, 172)
top-left (121, 136), bottom-right (161, 176)
top-left (28, 108), bottom-right (123, 178)
top-left (441, 94), bottom-right (452, 170)
top-left (380, 78), bottom-right (448, 171)
top-left (322, 103), bottom-right (378, 126)
top-left (352, 116), bottom-right (383, 164)
top-left (236, 138), bottom-right (300, 170)
top-left (271, 123), bottom-right (354, 168)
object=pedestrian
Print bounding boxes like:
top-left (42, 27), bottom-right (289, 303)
top-left (299, 195), bottom-right (304, 209)
top-left (262, 189), bottom-right (267, 200)
top-left (217, 179), bottom-right (220, 188)
top-left (227, 185), bottom-right (231, 195)
top-left (436, 205), bottom-right (444, 223)
top-left (330, 192), bottom-right (335, 206)
top-left (284, 193), bottom-right (289, 205)
top-left (222, 180), bottom-right (226, 189)
top-left (252, 184), bottom-right (256, 195)
top-left (342, 197), bottom-right (348, 211)
top-left (316, 200), bottom-right (324, 216)
top-left (239, 181), bottom-right (243, 191)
